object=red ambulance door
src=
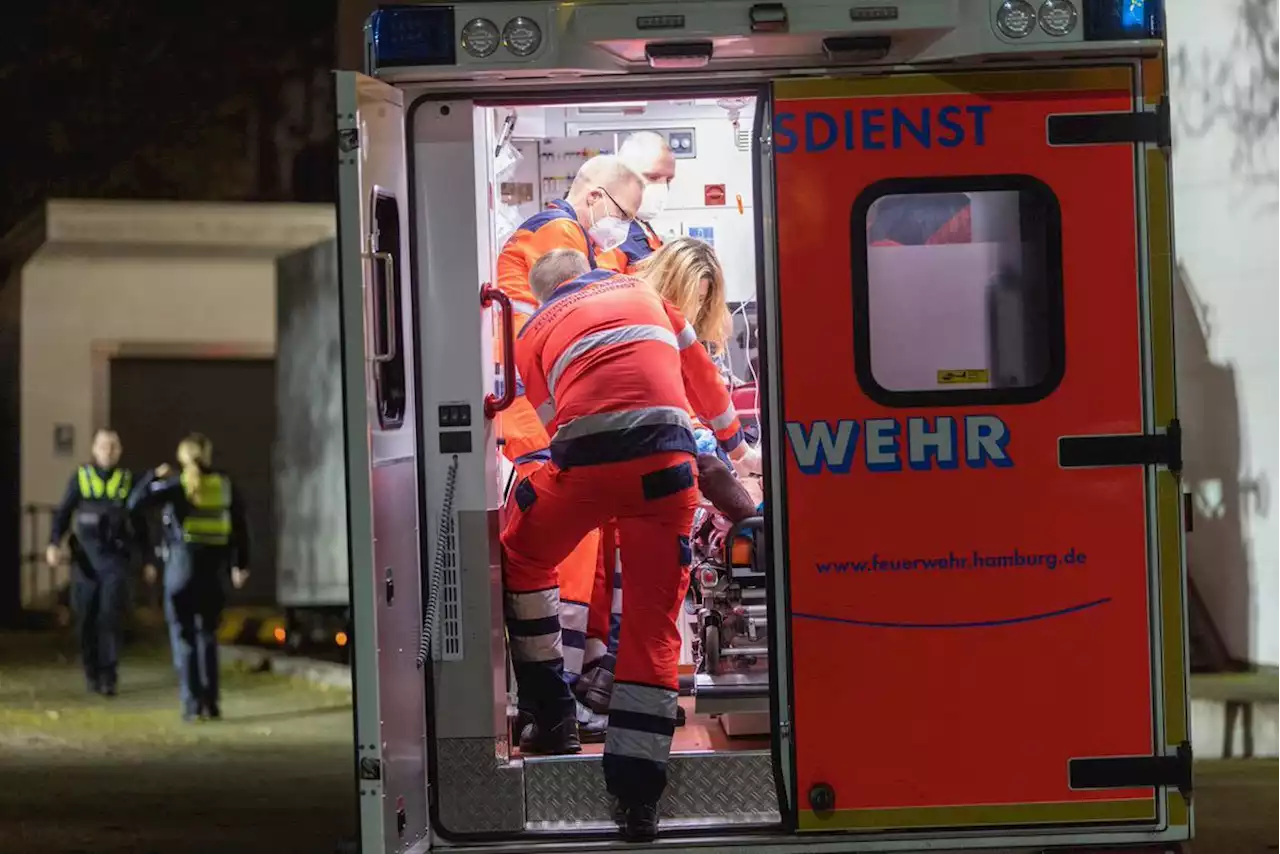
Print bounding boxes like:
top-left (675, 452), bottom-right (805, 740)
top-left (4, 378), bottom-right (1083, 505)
top-left (772, 67), bottom-right (1175, 836)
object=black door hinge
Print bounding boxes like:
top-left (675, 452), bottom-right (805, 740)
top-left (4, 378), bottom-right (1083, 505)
top-left (1059, 419), bottom-right (1182, 475)
top-left (1069, 741), bottom-right (1193, 802)
top-left (1048, 98), bottom-right (1171, 148)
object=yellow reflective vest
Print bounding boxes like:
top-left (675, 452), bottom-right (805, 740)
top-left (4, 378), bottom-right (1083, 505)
top-left (180, 471), bottom-right (234, 546)
top-left (77, 466), bottom-right (131, 502)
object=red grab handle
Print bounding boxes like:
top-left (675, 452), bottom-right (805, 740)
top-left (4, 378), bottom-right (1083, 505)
top-left (481, 284), bottom-right (517, 419)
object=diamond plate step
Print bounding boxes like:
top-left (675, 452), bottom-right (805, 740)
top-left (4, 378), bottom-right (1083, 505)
top-left (523, 750), bottom-right (780, 829)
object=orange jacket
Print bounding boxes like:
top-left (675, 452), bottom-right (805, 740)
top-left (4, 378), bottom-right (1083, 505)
top-left (494, 200), bottom-right (624, 465)
top-left (599, 219), bottom-right (664, 274)
top-left (515, 270), bottom-right (744, 469)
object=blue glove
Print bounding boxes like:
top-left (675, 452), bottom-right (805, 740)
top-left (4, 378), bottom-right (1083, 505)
top-left (693, 427), bottom-right (719, 457)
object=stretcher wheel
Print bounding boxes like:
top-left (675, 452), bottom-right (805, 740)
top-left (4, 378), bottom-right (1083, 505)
top-left (703, 625), bottom-right (720, 676)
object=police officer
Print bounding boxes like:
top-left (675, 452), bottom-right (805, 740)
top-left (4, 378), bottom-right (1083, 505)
top-left (47, 428), bottom-right (147, 696)
top-left (129, 433), bottom-right (250, 721)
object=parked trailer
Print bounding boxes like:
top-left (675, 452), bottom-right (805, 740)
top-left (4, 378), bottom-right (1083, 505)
top-left (277, 239), bottom-right (354, 653)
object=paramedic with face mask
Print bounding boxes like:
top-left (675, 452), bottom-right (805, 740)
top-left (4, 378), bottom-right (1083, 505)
top-left (495, 156), bottom-right (644, 710)
top-left (611, 131), bottom-right (677, 271)
top-left (504, 248), bottom-right (749, 842)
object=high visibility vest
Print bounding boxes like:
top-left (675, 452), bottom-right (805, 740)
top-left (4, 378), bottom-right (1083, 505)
top-left (77, 466), bottom-right (131, 502)
top-left (180, 471), bottom-right (233, 546)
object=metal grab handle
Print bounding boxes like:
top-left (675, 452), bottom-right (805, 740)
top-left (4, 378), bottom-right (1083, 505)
top-left (481, 284), bottom-right (517, 419)
top-left (367, 250), bottom-right (397, 363)
top-left (724, 515), bottom-right (765, 568)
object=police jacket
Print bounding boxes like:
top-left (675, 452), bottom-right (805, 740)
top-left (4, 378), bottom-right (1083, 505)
top-left (49, 465), bottom-right (146, 559)
top-left (128, 468), bottom-right (250, 569)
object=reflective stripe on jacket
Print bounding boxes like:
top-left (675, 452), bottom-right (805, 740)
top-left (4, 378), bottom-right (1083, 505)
top-left (495, 199), bottom-right (626, 464)
top-left (515, 270), bottom-right (744, 469)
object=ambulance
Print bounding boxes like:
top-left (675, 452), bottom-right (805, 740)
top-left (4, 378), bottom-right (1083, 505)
top-left (333, 1), bottom-right (1192, 852)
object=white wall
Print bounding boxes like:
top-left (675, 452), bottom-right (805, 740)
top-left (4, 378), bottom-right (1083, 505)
top-left (498, 100), bottom-right (761, 303)
top-left (20, 254), bottom-right (276, 600)
top-left (1168, 0), bottom-right (1278, 666)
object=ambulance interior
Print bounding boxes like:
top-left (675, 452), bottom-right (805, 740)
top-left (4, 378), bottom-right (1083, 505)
top-left (483, 95), bottom-right (773, 754)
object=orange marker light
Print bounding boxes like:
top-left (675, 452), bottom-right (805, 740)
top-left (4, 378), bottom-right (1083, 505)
top-left (736, 194), bottom-right (744, 215)
top-left (335, 631), bottom-right (349, 647)
top-left (272, 626), bottom-right (286, 643)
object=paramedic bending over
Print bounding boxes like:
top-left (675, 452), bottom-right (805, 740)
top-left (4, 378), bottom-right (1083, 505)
top-left (495, 155), bottom-right (643, 700)
top-left (504, 249), bottom-right (748, 842)
top-left (576, 237), bottom-right (759, 714)
top-left (129, 433), bottom-right (250, 721)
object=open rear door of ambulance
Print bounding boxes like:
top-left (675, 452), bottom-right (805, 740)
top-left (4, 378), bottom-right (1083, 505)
top-left (770, 64), bottom-right (1190, 848)
top-left (334, 70), bottom-right (430, 854)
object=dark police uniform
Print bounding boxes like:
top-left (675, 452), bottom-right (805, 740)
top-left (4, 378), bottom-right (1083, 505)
top-left (49, 465), bottom-right (144, 694)
top-left (129, 467), bottom-right (249, 719)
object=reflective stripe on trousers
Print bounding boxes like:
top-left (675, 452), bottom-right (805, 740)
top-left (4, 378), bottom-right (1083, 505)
top-left (501, 452), bottom-right (695, 801)
top-left (603, 681), bottom-right (681, 803)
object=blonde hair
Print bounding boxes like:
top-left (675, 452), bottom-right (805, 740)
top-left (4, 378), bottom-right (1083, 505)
top-left (177, 433), bottom-right (213, 501)
top-left (635, 237), bottom-right (731, 353)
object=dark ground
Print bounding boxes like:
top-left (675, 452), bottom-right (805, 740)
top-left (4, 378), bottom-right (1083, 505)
top-left (0, 629), bottom-right (355, 854)
top-left (0, 629), bottom-right (1274, 854)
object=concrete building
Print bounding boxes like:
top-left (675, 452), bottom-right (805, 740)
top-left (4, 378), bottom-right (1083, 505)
top-left (0, 200), bottom-right (334, 615)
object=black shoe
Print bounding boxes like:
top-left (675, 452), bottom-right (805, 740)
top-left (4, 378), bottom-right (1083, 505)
top-left (519, 718), bottom-right (581, 755)
top-left (203, 703), bottom-right (221, 720)
top-left (610, 797), bottom-right (627, 828)
top-left (618, 801), bottom-right (659, 842)
top-left (100, 682), bottom-right (118, 698)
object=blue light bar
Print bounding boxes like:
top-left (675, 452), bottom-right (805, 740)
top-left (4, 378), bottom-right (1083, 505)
top-left (1121, 0), bottom-right (1145, 30)
top-left (369, 5), bottom-right (458, 70)
top-left (1083, 0), bottom-right (1164, 41)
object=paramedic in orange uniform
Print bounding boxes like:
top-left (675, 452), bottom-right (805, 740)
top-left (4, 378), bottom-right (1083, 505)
top-left (608, 131), bottom-right (676, 271)
top-left (577, 237), bottom-right (751, 716)
top-left (504, 249), bottom-right (749, 841)
top-left (575, 132), bottom-right (677, 719)
top-left (495, 155), bottom-right (644, 694)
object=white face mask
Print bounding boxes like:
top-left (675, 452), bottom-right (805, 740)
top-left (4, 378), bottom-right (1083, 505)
top-left (587, 197), bottom-right (632, 251)
top-left (636, 182), bottom-right (669, 221)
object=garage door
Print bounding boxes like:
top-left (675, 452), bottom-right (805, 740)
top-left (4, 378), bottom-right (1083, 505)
top-left (109, 357), bottom-right (276, 605)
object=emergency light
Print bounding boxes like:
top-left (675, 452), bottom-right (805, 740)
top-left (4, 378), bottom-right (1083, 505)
top-left (368, 5), bottom-right (458, 68)
top-left (1082, 0), bottom-right (1164, 40)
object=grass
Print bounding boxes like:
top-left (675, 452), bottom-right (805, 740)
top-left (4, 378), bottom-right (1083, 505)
top-left (0, 630), bottom-right (1274, 854)
top-left (0, 629), bottom-right (356, 854)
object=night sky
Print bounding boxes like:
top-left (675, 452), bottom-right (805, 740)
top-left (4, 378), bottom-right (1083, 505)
top-left (0, 0), bottom-right (341, 236)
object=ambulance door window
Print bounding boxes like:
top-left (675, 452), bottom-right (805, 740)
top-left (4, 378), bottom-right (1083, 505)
top-left (851, 176), bottom-right (1064, 407)
top-left (370, 189), bottom-right (406, 429)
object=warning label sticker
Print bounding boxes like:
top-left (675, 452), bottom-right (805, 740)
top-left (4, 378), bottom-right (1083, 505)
top-left (937, 368), bottom-right (990, 385)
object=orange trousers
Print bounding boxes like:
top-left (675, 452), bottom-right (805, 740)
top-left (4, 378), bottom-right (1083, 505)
top-left (501, 453), bottom-right (696, 803)
top-left (512, 454), bottom-right (598, 681)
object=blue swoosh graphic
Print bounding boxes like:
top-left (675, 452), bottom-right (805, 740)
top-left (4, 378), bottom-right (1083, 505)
top-left (793, 597), bottom-right (1111, 630)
